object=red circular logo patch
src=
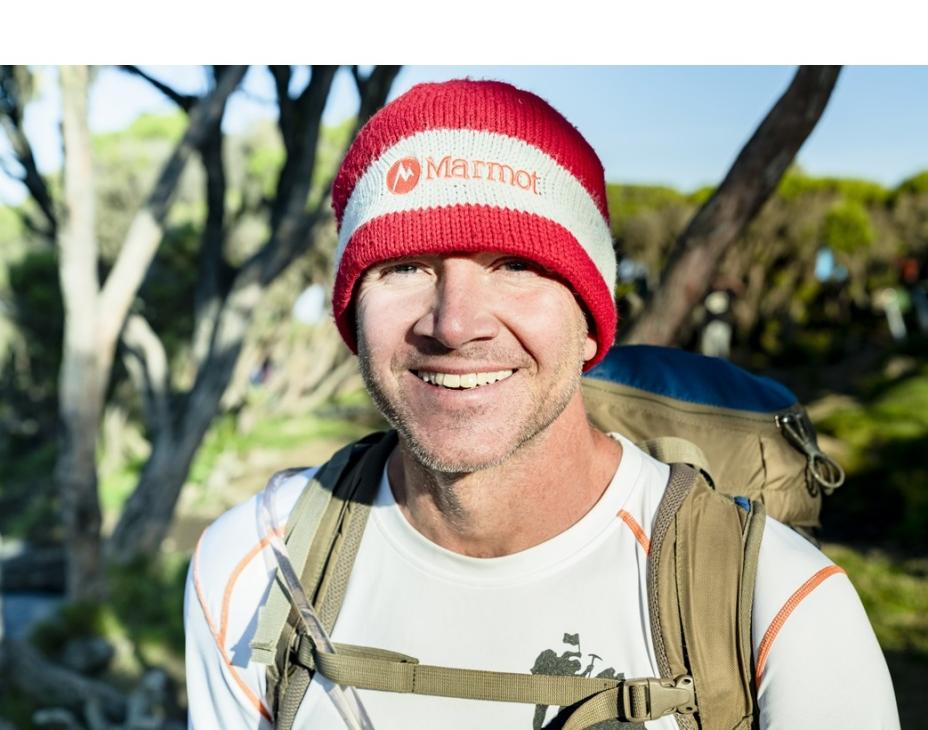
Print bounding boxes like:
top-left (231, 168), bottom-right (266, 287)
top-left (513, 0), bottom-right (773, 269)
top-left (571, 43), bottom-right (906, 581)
top-left (385, 157), bottom-right (421, 194)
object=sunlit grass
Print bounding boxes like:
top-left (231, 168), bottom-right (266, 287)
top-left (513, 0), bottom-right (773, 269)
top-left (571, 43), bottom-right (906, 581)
top-left (824, 543), bottom-right (928, 656)
top-left (98, 411), bottom-right (374, 516)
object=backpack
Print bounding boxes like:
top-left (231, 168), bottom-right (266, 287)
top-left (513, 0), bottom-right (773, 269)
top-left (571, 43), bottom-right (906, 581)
top-left (249, 345), bottom-right (843, 729)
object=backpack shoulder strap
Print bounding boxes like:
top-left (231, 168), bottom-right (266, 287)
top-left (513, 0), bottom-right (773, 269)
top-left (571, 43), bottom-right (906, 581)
top-left (259, 431), bottom-right (398, 729)
top-left (649, 464), bottom-right (766, 730)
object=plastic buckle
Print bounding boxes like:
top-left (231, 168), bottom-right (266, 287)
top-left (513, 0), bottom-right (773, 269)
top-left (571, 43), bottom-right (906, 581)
top-left (621, 675), bottom-right (696, 722)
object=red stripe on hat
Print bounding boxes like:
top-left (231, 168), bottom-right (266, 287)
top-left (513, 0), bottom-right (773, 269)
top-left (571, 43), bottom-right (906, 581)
top-left (333, 80), bottom-right (609, 224)
top-left (333, 205), bottom-right (617, 370)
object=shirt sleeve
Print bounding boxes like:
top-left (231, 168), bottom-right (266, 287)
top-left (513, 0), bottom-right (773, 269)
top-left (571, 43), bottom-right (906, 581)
top-left (183, 469), bottom-right (315, 729)
top-left (184, 542), bottom-right (274, 730)
top-left (753, 518), bottom-right (900, 729)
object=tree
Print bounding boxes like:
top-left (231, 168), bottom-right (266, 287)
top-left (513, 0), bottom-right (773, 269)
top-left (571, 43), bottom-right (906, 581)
top-left (0, 65), bottom-right (400, 600)
top-left (623, 66), bottom-right (842, 346)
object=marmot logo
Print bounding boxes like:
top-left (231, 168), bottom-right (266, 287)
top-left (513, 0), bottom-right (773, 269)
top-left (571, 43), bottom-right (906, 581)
top-left (385, 157), bottom-right (421, 194)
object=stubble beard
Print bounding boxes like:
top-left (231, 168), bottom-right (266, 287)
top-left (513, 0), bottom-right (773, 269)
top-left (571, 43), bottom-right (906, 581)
top-left (357, 330), bottom-right (588, 476)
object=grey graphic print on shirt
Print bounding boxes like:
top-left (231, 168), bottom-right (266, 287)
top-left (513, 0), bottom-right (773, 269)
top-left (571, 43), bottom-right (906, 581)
top-left (529, 633), bottom-right (644, 730)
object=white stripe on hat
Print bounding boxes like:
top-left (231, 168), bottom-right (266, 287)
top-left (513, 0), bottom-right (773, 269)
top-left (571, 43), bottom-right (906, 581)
top-left (337, 128), bottom-right (615, 287)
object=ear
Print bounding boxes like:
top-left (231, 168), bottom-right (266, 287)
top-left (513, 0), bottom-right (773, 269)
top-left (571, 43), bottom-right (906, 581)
top-left (582, 333), bottom-right (597, 363)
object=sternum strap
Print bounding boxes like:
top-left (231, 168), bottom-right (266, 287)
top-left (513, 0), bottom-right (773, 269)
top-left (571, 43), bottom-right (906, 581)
top-left (301, 636), bottom-right (696, 727)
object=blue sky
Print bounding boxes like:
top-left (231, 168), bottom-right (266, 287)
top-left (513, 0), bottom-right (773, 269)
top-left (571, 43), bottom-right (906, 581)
top-left (2, 65), bottom-right (926, 206)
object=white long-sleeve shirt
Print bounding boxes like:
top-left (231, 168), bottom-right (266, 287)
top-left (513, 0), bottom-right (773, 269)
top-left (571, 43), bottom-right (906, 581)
top-left (185, 435), bottom-right (899, 729)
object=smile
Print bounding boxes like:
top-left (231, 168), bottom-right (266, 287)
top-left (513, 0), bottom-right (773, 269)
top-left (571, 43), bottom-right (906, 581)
top-left (414, 369), bottom-right (515, 389)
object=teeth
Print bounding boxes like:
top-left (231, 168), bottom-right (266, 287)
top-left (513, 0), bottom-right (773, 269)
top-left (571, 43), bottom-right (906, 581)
top-left (416, 369), bottom-right (514, 389)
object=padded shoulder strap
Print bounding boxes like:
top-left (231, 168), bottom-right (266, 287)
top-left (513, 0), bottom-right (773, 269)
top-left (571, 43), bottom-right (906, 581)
top-left (648, 464), bottom-right (766, 730)
top-left (263, 431), bottom-right (398, 729)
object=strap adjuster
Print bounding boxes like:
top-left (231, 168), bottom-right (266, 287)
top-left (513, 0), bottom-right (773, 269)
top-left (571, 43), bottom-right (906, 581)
top-left (621, 675), bottom-right (696, 722)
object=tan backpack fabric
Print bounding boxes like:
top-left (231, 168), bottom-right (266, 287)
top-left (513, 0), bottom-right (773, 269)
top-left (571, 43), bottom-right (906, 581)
top-left (582, 345), bottom-right (843, 540)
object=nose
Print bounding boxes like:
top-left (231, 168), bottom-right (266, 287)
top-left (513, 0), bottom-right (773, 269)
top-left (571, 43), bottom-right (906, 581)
top-left (412, 259), bottom-right (500, 349)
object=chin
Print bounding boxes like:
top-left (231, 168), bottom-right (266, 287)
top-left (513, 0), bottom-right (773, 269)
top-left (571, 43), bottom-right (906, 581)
top-left (401, 431), bottom-right (519, 474)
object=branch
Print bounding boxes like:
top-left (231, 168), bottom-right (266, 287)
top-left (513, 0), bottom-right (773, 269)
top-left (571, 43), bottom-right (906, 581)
top-left (305, 64), bottom-right (402, 223)
top-left (350, 65), bottom-right (401, 137)
top-left (622, 66), bottom-right (842, 346)
top-left (270, 65), bottom-right (294, 149)
top-left (121, 313), bottom-right (172, 440)
top-left (190, 82), bottom-right (233, 371)
top-left (268, 65), bottom-right (337, 233)
top-left (0, 67), bottom-right (57, 239)
top-left (119, 65), bottom-right (196, 111)
top-left (96, 65), bottom-right (246, 353)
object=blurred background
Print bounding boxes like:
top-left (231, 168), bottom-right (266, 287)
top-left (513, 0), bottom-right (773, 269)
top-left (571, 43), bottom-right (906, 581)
top-left (0, 65), bottom-right (926, 728)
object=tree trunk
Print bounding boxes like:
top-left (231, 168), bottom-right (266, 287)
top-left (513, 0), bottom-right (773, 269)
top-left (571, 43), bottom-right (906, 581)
top-left (57, 65), bottom-right (106, 601)
top-left (622, 66), bottom-right (842, 347)
top-left (108, 282), bottom-right (256, 560)
top-left (52, 67), bottom-right (246, 593)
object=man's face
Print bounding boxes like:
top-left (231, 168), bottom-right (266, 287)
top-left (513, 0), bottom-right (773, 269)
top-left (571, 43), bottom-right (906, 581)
top-left (355, 252), bottom-right (597, 473)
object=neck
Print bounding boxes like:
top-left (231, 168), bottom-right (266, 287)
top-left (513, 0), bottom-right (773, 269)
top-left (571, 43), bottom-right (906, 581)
top-left (387, 392), bottom-right (622, 557)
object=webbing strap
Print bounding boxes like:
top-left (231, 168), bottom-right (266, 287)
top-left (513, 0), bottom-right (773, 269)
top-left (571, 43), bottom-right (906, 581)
top-left (300, 636), bottom-right (697, 726)
top-left (641, 437), bottom-right (714, 486)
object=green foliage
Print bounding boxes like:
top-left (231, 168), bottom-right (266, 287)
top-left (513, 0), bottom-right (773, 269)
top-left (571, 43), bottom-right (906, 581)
top-left (30, 600), bottom-right (115, 656)
top-left (818, 360), bottom-right (928, 548)
top-left (822, 200), bottom-right (876, 254)
top-left (894, 171), bottom-right (928, 197)
top-left (687, 185), bottom-right (715, 206)
top-left (108, 555), bottom-right (189, 660)
top-left (778, 170), bottom-right (890, 206)
top-left (0, 204), bottom-right (23, 249)
top-left (186, 411), bottom-right (372, 489)
top-left (0, 440), bottom-right (58, 541)
top-left (606, 183), bottom-right (688, 226)
top-left (98, 455), bottom-right (147, 513)
top-left (137, 221), bottom-right (200, 364)
top-left (0, 249), bottom-right (63, 540)
top-left (125, 111), bottom-right (187, 142)
top-left (30, 555), bottom-right (189, 675)
top-left (0, 690), bottom-right (39, 729)
top-left (824, 544), bottom-right (928, 656)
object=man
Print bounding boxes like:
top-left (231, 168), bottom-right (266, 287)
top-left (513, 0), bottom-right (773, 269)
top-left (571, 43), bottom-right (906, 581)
top-left (185, 79), bottom-right (899, 728)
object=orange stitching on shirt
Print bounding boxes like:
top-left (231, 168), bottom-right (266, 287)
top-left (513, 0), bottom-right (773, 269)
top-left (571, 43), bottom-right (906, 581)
top-left (617, 509), bottom-right (651, 554)
top-left (193, 532), bottom-right (224, 657)
top-left (193, 530), bottom-right (276, 722)
top-left (219, 530), bottom-right (282, 649)
top-left (755, 565), bottom-right (846, 684)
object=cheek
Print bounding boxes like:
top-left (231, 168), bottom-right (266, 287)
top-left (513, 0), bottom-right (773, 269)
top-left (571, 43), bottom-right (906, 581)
top-left (356, 287), bottom-right (421, 360)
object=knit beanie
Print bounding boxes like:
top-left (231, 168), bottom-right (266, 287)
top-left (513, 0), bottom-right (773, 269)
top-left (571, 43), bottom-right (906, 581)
top-left (331, 79), bottom-right (617, 369)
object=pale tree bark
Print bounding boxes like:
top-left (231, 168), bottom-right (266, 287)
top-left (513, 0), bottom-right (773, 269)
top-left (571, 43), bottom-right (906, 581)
top-left (57, 65), bottom-right (106, 601)
top-left (53, 65), bottom-right (246, 599)
top-left (622, 66), bottom-right (842, 346)
top-left (108, 66), bottom-right (400, 562)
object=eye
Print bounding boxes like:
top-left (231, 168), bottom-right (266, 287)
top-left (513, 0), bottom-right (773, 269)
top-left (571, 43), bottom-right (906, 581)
top-left (376, 260), bottom-right (426, 278)
top-left (498, 257), bottom-right (538, 273)
top-left (386, 262), bottom-right (420, 275)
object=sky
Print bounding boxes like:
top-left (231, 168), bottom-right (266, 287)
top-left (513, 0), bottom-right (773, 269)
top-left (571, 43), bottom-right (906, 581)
top-left (1, 65), bottom-right (927, 206)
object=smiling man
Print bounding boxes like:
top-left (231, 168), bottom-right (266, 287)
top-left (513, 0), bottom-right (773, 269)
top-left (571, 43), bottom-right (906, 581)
top-left (185, 80), bottom-right (899, 729)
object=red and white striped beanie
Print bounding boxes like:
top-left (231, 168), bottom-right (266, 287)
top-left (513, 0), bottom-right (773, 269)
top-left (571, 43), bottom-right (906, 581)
top-left (332, 79), bottom-right (617, 369)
